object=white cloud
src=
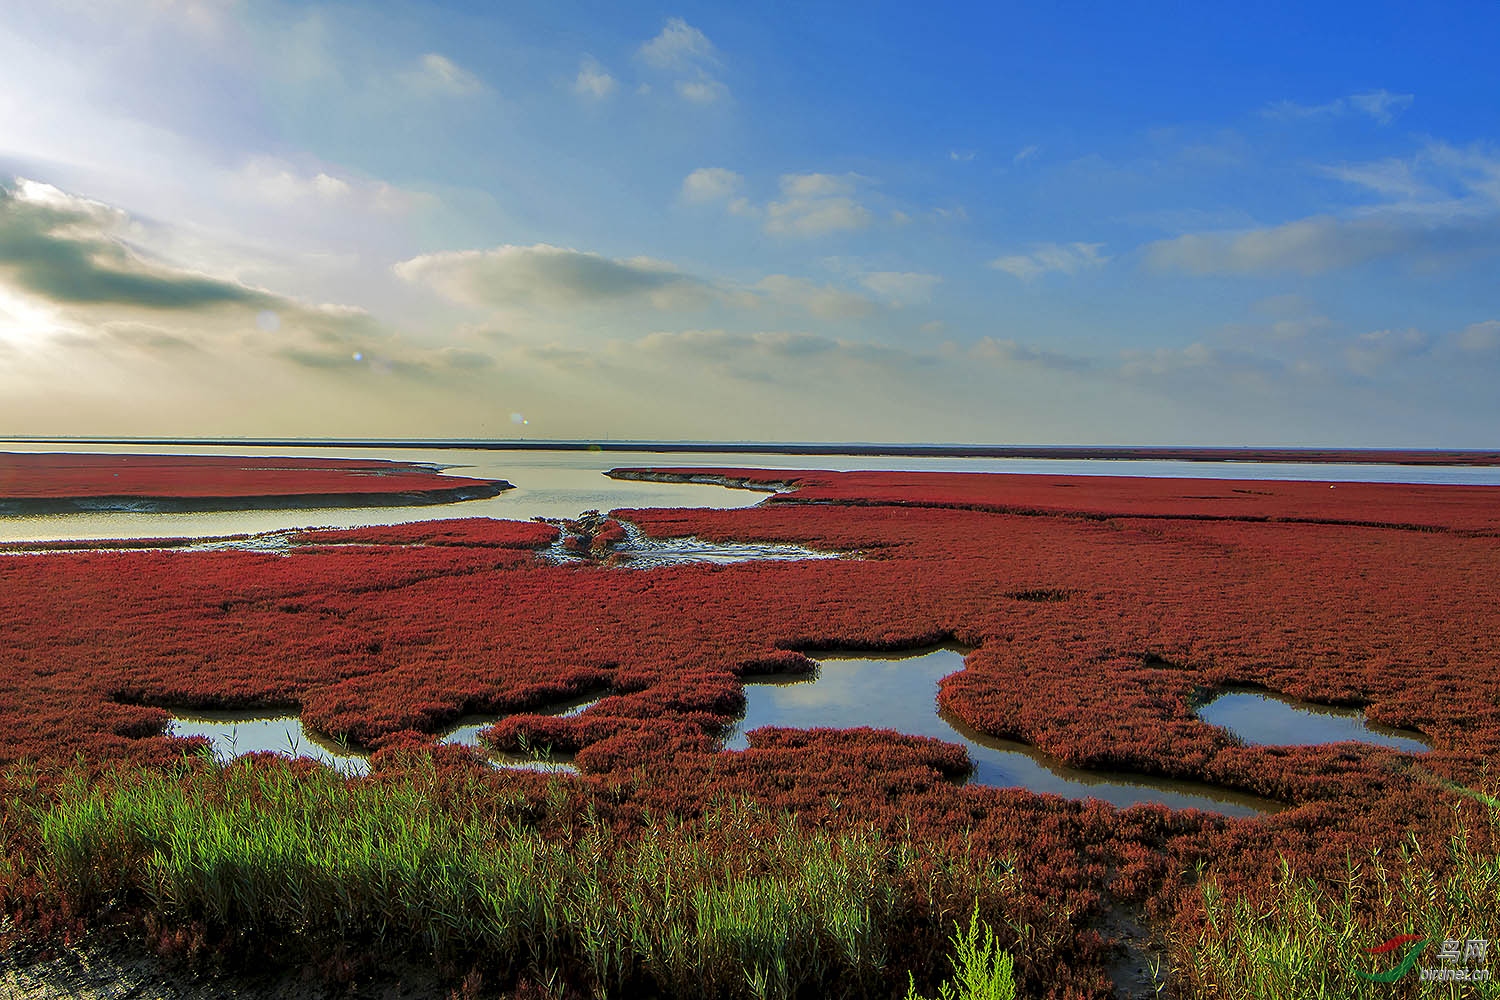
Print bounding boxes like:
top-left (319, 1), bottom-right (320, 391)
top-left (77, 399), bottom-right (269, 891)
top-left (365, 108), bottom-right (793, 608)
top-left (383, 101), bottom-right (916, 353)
top-left (781, 173), bottom-right (856, 198)
top-left (1145, 216), bottom-right (1405, 276)
top-left (1118, 342), bottom-right (1286, 383)
top-left (859, 271), bottom-right (941, 306)
top-left (397, 240), bottom-right (911, 323)
top-left (989, 242), bottom-right (1109, 280)
top-left (1318, 159), bottom-right (1434, 201)
top-left (402, 53), bottom-right (484, 97)
top-left (765, 173), bottom-right (872, 237)
top-left (573, 56), bottom-right (617, 99)
top-left (949, 150), bottom-right (976, 162)
top-left (679, 167), bottom-right (753, 215)
top-left (1345, 328), bottom-right (1429, 376)
top-left (755, 275), bottom-right (874, 320)
top-left (232, 158), bottom-right (430, 215)
top-left (0, 176), bottom-right (479, 387)
top-left (1147, 144), bottom-right (1500, 277)
top-left (624, 328), bottom-right (926, 380)
top-left (1013, 145), bottom-right (1040, 164)
top-left (675, 75), bottom-right (728, 104)
top-left (968, 336), bottom-right (1092, 372)
top-left (638, 18), bottom-right (727, 103)
top-left (1262, 88), bottom-right (1413, 125)
top-left (1348, 90), bottom-right (1416, 125)
top-left (395, 243), bottom-right (709, 311)
top-left (638, 18), bottom-right (716, 69)
top-left (680, 167), bottom-right (743, 203)
top-left (1456, 320), bottom-right (1500, 354)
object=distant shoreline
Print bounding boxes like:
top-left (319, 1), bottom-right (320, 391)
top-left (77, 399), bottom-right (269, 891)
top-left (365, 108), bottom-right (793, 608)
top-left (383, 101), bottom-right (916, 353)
top-left (2, 438), bottom-right (1498, 466)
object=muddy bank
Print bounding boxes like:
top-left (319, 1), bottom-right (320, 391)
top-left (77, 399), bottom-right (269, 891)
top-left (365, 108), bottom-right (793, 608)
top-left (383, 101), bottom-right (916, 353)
top-left (606, 468), bottom-right (796, 493)
top-left (0, 925), bottom-right (456, 1000)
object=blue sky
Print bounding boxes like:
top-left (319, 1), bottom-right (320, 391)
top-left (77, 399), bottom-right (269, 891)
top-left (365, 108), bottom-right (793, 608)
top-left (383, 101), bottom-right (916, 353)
top-left (1, 1), bottom-right (1497, 444)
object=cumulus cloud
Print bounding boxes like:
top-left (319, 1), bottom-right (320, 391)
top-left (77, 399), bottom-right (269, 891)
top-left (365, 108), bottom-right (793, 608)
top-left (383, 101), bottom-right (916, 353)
top-left (859, 271), bottom-right (941, 306)
top-left (0, 176), bottom-right (489, 385)
top-left (233, 158), bottom-right (430, 215)
top-left (0, 179), bottom-right (274, 311)
top-left (395, 239), bottom-right (930, 325)
top-left (394, 243), bottom-right (712, 311)
top-left (676, 77), bottom-right (729, 104)
top-left (638, 18), bottom-right (727, 103)
top-left (1456, 320), bottom-right (1500, 354)
top-left (639, 17), bottom-right (716, 70)
top-left (402, 52), bottom-right (485, 97)
top-left (680, 167), bottom-right (743, 204)
top-left (573, 56), bottom-right (617, 99)
top-left (989, 242), bottom-right (1109, 280)
top-left (765, 173), bottom-right (872, 237)
top-left (1262, 88), bottom-right (1414, 125)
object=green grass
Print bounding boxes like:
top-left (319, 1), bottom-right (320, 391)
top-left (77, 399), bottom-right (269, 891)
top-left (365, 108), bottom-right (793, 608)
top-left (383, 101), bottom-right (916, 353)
top-left (1177, 795), bottom-right (1500, 999)
top-left (27, 757), bottom-right (1021, 999)
top-left (905, 903), bottom-right (1016, 1000)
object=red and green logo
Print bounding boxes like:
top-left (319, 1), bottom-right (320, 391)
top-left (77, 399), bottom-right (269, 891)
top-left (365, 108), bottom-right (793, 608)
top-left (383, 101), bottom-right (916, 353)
top-left (1357, 935), bottom-right (1430, 983)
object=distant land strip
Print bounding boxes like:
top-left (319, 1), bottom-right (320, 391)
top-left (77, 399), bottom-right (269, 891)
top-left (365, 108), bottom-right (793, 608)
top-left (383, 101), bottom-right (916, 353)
top-left (0, 453), bottom-right (511, 513)
top-left (2, 439), bottom-right (1498, 466)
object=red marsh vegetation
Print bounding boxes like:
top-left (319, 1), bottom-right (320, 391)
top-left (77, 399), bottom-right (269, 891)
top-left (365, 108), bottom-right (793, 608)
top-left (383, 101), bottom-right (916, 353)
top-left (2, 469), bottom-right (1498, 997)
top-left (0, 452), bottom-right (508, 507)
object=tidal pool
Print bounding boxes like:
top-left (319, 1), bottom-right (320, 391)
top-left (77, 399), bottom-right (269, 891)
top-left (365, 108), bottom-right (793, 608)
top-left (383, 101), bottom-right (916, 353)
top-left (727, 648), bottom-right (1279, 818)
top-left (169, 710), bottom-right (370, 775)
top-left (170, 693), bottom-right (605, 776)
top-left (1196, 689), bottom-right (1431, 753)
top-left (436, 693), bottom-right (602, 772)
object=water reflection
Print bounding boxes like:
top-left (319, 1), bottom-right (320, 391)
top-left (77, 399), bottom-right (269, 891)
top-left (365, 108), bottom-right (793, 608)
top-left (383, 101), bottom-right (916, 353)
top-left (169, 709), bottom-right (369, 776)
top-left (169, 693), bottom-right (604, 776)
top-left (1196, 689), bottom-right (1430, 753)
top-left (728, 648), bottom-right (1280, 818)
top-left (437, 693), bottom-right (601, 774)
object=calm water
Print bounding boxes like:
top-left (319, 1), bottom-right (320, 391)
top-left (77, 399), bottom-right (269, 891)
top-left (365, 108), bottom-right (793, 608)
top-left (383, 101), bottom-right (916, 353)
top-left (2, 442), bottom-right (1497, 543)
top-left (169, 710), bottom-right (371, 775)
top-left (1196, 690), bottom-right (1431, 753)
top-left (727, 648), bottom-right (1280, 817)
top-left (170, 692), bottom-right (606, 775)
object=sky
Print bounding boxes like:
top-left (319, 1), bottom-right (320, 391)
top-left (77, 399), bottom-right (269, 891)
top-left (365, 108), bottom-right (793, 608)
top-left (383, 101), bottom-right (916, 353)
top-left (1, 1), bottom-right (1497, 445)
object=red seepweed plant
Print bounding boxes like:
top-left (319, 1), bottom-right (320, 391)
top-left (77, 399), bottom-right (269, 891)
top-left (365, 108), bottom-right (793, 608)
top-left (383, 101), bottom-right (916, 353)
top-left (2, 469), bottom-right (1497, 997)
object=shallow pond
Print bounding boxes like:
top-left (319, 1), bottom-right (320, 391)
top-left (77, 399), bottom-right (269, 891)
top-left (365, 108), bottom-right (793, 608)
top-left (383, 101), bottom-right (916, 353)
top-left (169, 710), bottom-right (371, 776)
top-left (170, 693), bottom-right (605, 776)
top-left (436, 694), bottom-right (601, 772)
top-left (727, 648), bottom-right (1279, 817)
top-left (1195, 689), bottom-right (1430, 753)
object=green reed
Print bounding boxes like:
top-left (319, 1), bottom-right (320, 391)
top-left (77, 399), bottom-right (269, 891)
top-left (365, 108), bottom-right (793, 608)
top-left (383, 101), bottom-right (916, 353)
top-left (1177, 791), bottom-right (1500, 999)
top-left (30, 758), bottom-right (1016, 999)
